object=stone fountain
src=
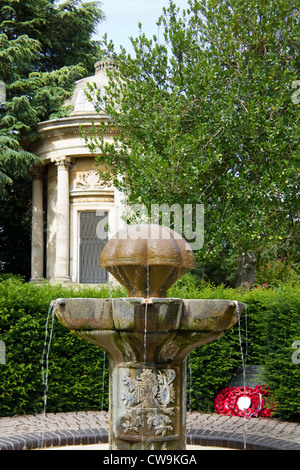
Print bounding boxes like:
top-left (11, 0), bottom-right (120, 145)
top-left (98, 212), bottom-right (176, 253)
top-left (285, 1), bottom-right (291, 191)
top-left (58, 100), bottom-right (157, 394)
top-left (54, 224), bottom-right (245, 450)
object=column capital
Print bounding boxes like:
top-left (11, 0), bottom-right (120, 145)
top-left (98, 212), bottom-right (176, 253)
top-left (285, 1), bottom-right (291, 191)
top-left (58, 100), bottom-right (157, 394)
top-left (51, 156), bottom-right (73, 170)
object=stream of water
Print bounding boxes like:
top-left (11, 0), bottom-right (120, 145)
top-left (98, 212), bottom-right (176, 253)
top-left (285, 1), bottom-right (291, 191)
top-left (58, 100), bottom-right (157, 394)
top-left (188, 353), bottom-right (193, 415)
top-left (144, 264), bottom-right (150, 359)
top-left (101, 350), bottom-right (106, 411)
top-left (41, 300), bottom-right (57, 414)
top-left (237, 304), bottom-right (249, 450)
top-left (40, 299), bottom-right (57, 446)
top-left (143, 303), bottom-right (148, 366)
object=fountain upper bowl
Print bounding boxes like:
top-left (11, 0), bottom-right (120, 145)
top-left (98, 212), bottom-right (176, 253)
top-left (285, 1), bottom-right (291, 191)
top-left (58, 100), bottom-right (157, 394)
top-left (99, 224), bottom-right (196, 298)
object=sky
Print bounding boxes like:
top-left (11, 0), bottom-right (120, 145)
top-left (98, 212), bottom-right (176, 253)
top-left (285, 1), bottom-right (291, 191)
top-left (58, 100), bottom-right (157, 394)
top-left (98, 0), bottom-right (190, 53)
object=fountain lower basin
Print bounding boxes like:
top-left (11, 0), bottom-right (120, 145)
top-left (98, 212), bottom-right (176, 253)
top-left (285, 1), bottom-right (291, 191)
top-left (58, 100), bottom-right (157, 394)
top-left (55, 297), bottom-right (245, 450)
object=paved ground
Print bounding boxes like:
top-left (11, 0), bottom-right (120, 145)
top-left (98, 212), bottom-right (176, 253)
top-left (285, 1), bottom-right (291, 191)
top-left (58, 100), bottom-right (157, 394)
top-left (0, 411), bottom-right (299, 450)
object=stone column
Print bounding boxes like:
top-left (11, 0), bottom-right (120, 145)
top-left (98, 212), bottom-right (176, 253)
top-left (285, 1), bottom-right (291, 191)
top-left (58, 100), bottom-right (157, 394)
top-left (30, 165), bottom-right (44, 282)
top-left (52, 157), bottom-right (72, 284)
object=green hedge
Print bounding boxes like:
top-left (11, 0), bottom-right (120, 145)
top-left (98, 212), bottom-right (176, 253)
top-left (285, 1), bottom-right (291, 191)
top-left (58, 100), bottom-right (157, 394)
top-left (169, 276), bottom-right (300, 421)
top-left (0, 275), bottom-right (299, 421)
top-left (0, 278), bottom-right (126, 417)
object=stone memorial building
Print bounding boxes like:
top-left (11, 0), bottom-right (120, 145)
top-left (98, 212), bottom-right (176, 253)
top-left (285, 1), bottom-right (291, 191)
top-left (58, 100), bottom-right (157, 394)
top-left (30, 60), bottom-right (126, 285)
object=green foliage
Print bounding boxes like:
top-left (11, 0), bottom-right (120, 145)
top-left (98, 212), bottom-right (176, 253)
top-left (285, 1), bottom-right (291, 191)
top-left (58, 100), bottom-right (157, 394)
top-left (171, 277), bottom-right (300, 420)
top-left (0, 0), bottom-right (105, 277)
top-left (251, 285), bottom-right (300, 421)
top-left (255, 255), bottom-right (300, 287)
top-left (87, 0), bottom-right (299, 274)
top-left (0, 0), bottom-right (104, 73)
top-left (0, 278), bottom-right (126, 417)
top-left (0, 277), bottom-right (299, 421)
top-left (0, 177), bottom-right (32, 278)
top-left (0, 0), bottom-right (105, 191)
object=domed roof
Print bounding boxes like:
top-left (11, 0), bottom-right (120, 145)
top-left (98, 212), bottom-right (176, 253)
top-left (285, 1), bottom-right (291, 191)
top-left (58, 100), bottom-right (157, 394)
top-left (66, 59), bottom-right (117, 116)
top-left (33, 59), bottom-right (119, 163)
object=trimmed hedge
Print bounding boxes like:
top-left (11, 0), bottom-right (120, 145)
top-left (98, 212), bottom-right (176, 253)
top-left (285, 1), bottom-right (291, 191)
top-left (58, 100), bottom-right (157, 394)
top-left (169, 276), bottom-right (300, 421)
top-left (0, 278), bottom-right (126, 417)
top-left (0, 275), bottom-right (299, 421)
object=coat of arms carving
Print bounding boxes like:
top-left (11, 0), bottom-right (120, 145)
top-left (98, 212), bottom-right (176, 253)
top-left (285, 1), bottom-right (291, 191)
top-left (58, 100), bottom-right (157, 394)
top-left (74, 169), bottom-right (112, 190)
top-left (120, 368), bottom-right (176, 437)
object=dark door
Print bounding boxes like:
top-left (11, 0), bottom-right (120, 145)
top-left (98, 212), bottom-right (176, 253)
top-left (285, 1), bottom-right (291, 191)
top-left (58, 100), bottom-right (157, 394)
top-left (79, 211), bottom-right (108, 283)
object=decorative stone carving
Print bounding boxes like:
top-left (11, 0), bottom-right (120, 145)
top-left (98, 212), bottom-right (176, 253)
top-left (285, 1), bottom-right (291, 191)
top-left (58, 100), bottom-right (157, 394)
top-left (74, 169), bottom-right (112, 190)
top-left (121, 368), bottom-right (176, 437)
top-left (52, 156), bottom-right (72, 170)
top-left (94, 59), bottom-right (119, 73)
top-left (99, 224), bottom-right (196, 298)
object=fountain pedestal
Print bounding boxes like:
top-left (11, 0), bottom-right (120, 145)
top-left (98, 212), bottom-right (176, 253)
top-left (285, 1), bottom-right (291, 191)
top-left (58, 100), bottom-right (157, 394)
top-left (55, 296), bottom-right (244, 450)
top-left (111, 361), bottom-right (186, 450)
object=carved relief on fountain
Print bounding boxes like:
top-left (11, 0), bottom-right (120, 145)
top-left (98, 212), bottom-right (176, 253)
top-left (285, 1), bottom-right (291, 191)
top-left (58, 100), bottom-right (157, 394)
top-left (111, 364), bottom-right (181, 448)
top-left (120, 368), bottom-right (176, 437)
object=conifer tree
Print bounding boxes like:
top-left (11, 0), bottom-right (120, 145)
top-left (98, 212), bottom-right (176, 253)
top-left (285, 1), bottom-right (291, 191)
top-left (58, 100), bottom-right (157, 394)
top-left (0, 0), bottom-right (104, 276)
top-left (0, 0), bottom-right (104, 189)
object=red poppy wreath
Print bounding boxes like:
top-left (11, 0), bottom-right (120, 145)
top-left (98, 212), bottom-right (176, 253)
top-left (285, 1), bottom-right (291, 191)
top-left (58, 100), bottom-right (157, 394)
top-left (214, 385), bottom-right (274, 419)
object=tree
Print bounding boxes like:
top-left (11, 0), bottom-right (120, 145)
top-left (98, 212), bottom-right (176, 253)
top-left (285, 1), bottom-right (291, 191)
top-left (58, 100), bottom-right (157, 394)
top-left (0, 0), bottom-right (105, 72)
top-left (0, 0), bottom-right (105, 276)
top-left (0, 176), bottom-right (32, 278)
top-left (87, 0), bottom-right (300, 285)
top-left (0, 0), bottom-right (105, 190)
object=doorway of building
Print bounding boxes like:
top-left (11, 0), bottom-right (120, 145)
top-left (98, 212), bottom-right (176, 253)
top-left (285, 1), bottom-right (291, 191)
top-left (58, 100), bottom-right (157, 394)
top-left (79, 211), bottom-right (108, 283)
